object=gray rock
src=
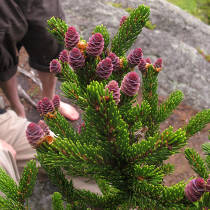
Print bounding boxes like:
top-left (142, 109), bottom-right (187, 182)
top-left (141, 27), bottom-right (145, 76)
top-left (61, 0), bottom-right (210, 110)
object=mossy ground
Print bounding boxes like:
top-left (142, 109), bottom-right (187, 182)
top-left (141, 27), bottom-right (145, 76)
top-left (167, 0), bottom-right (210, 25)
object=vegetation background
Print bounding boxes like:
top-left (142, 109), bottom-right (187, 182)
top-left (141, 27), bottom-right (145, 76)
top-left (167, 0), bottom-right (210, 25)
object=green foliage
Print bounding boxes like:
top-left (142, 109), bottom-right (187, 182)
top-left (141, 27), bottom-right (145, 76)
top-left (0, 160), bottom-right (38, 209)
top-left (184, 109), bottom-right (210, 138)
top-left (47, 16), bottom-right (68, 42)
top-left (111, 5), bottom-right (150, 56)
top-left (0, 168), bottom-right (19, 202)
top-left (1, 3), bottom-right (210, 209)
top-left (145, 20), bottom-right (156, 30)
top-left (18, 160), bottom-right (38, 203)
top-left (184, 148), bottom-right (209, 179)
top-left (167, 0), bottom-right (210, 25)
top-left (52, 192), bottom-right (65, 210)
top-left (202, 133), bottom-right (210, 170)
top-left (157, 90), bottom-right (184, 123)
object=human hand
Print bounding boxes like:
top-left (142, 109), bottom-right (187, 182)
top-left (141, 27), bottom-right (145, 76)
top-left (0, 139), bottom-right (16, 159)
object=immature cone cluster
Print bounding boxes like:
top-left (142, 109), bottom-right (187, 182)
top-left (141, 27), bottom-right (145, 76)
top-left (65, 26), bottom-right (80, 50)
top-left (154, 58), bottom-right (162, 68)
top-left (52, 95), bottom-right (60, 109)
top-left (120, 16), bottom-right (127, 26)
top-left (38, 120), bottom-right (50, 136)
top-left (127, 48), bottom-right (143, 67)
top-left (108, 52), bottom-right (120, 71)
top-left (86, 33), bottom-right (104, 56)
top-left (120, 72), bottom-right (140, 96)
top-left (138, 58), bottom-right (147, 72)
top-left (105, 80), bottom-right (121, 104)
top-left (68, 48), bottom-right (85, 70)
top-left (37, 100), bottom-right (43, 114)
top-left (185, 178), bottom-right (205, 202)
top-left (39, 97), bottom-right (54, 114)
top-left (145, 57), bottom-right (151, 64)
top-left (50, 59), bottom-right (61, 74)
top-left (26, 123), bottom-right (44, 147)
top-left (96, 57), bottom-right (113, 79)
top-left (59, 49), bottom-right (69, 63)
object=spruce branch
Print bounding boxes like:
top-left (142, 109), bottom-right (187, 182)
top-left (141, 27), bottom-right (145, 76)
top-left (160, 163), bottom-right (175, 176)
top-left (47, 17), bottom-right (68, 42)
top-left (160, 182), bottom-right (186, 204)
top-left (0, 167), bottom-right (19, 202)
top-left (184, 109), bottom-right (210, 138)
top-left (86, 81), bottom-right (130, 155)
top-left (111, 5), bottom-right (150, 56)
top-left (133, 164), bottom-right (164, 185)
top-left (0, 196), bottom-right (24, 210)
top-left (202, 142), bottom-right (210, 170)
top-left (61, 81), bottom-right (88, 110)
top-left (184, 148), bottom-right (209, 179)
top-left (127, 126), bottom-right (187, 165)
top-left (141, 65), bottom-right (160, 137)
top-left (157, 90), bottom-right (184, 123)
top-left (52, 192), bottom-right (65, 210)
top-left (44, 111), bottom-right (78, 140)
top-left (59, 63), bottom-right (79, 84)
top-left (17, 160), bottom-right (38, 204)
top-left (35, 158), bottom-right (74, 204)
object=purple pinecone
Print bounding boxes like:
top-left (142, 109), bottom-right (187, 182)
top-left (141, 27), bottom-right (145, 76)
top-left (41, 97), bottom-right (54, 114)
top-left (68, 48), bottom-right (85, 70)
top-left (127, 48), bottom-right (143, 67)
top-left (154, 58), bottom-right (162, 68)
top-left (138, 58), bottom-right (147, 72)
top-left (120, 16), bottom-right (127, 26)
top-left (50, 59), bottom-right (61, 74)
top-left (26, 123), bottom-right (44, 147)
top-left (65, 26), bottom-right (80, 50)
top-left (185, 178), bottom-right (205, 202)
top-left (108, 52), bottom-right (120, 71)
top-left (106, 80), bottom-right (120, 104)
top-left (120, 72), bottom-right (140, 96)
top-left (205, 178), bottom-right (210, 192)
top-left (145, 57), bottom-right (151, 64)
top-left (52, 95), bottom-right (60, 109)
top-left (37, 100), bottom-right (43, 115)
top-left (86, 33), bottom-right (104, 57)
top-left (38, 120), bottom-right (50, 136)
top-left (96, 57), bottom-right (113, 79)
top-left (59, 49), bottom-right (69, 63)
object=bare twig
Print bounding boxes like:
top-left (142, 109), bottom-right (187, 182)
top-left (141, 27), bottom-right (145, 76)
top-left (17, 85), bottom-right (37, 107)
top-left (17, 66), bottom-right (42, 90)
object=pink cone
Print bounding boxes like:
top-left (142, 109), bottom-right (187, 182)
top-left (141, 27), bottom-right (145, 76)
top-left (65, 26), bottom-right (80, 50)
top-left (86, 33), bottom-right (104, 56)
top-left (68, 48), bottom-right (85, 70)
top-left (120, 72), bottom-right (140, 96)
top-left (96, 57), bottom-right (113, 79)
top-left (26, 123), bottom-right (44, 147)
top-left (106, 80), bottom-right (121, 104)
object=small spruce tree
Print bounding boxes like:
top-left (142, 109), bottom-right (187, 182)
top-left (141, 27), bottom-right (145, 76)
top-left (0, 4), bottom-right (210, 210)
